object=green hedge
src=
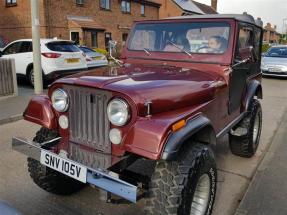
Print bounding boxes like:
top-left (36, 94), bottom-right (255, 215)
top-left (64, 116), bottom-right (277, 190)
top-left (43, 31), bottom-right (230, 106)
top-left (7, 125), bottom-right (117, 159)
top-left (262, 44), bottom-right (270, 53)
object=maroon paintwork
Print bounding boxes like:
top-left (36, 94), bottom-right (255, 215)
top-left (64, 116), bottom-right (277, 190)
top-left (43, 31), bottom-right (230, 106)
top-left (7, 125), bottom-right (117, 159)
top-left (23, 17), bottom-right (262, 160)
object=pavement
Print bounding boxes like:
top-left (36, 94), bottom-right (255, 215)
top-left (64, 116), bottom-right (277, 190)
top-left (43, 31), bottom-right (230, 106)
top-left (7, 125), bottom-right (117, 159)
top-left (236, 107), bottom-right (287, 215)
top-left (0, 77), bottom-right (287, 215)
top-left (0, 78), bottom-right (43, 125)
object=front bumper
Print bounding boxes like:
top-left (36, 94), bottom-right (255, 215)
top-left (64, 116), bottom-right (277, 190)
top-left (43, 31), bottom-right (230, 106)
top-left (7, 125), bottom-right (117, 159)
top-left (12, 137), bottom-right (137, 203)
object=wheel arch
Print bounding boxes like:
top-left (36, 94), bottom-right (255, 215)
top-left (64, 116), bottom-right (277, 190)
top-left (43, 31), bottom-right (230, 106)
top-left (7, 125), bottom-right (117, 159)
top-left (26, 63), bottom-right (33, 76)
top-left (161, 115), bottom-right (216, 161)
top-left (243, 79), bottom-right (263, 112)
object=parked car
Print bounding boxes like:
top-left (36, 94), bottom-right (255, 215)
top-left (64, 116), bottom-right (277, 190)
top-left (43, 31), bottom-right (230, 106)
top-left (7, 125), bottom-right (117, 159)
top-left (261, 45), bottom-right (287, 77)
top-left (0, 39), bottom-right (87, 86)
top-left (12, 14), bottom-right (263, 215)
top-left (0, 35), bottom-right (8, 51)
top-left (78, 46), bottom-right (108, 68)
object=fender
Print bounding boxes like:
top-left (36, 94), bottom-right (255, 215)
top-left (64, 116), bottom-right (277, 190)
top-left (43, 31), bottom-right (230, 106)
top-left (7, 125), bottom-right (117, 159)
top-left (161, 115), bottom-right (216, 160)
top-left (23, 95), bottom-right (58, 129)
top-left (243, 80), bottom-right (263, 112)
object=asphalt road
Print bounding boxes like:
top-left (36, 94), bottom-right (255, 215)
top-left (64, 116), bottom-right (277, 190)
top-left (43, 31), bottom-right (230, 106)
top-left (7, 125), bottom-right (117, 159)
top-left (0, 77), bottom-right (287, 215)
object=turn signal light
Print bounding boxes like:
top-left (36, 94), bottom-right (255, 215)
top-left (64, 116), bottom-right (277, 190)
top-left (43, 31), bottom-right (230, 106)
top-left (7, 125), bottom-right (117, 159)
top-left (42, 53), bottom-right (61, 58)
top-left (172, 120), bottom-right (186, 132)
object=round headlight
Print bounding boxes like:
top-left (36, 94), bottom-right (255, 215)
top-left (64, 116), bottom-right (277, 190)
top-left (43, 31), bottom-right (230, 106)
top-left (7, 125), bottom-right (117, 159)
top-left (107, 98), bottom-right (129, 126)
top-left (51, 89), bottom-right (69, 112)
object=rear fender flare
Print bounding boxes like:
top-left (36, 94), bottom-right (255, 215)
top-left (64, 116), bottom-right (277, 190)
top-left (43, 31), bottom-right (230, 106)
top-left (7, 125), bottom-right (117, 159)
top-left (161, 115), bottom-right (216, 161)
top-left (243, 80), bottom-right (263, 111)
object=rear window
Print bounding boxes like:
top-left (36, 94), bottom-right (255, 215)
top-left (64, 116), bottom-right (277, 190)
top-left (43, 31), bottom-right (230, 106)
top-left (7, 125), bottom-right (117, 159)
top-left (46, 41), bottom-right (80, 52)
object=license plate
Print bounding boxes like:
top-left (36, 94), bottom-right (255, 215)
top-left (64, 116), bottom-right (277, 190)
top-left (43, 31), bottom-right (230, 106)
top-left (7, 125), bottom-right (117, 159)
top-left (269, 68), bottom-right (282, 73)
top-left (40, 150), bottom-right (87, 183)
top-left (66, 58), bottom-right (80, 63)
top-left (92, 56), bottom-right (102, 60)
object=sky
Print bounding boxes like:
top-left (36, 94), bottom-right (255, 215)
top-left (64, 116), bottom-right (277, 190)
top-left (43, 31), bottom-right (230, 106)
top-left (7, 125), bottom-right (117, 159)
top-left (195, 0), bottom-right (287, 33)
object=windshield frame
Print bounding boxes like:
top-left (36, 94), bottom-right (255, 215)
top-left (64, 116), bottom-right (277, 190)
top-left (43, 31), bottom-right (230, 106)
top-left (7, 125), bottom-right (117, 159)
top-left (127, 21), bottom-right (231, 56)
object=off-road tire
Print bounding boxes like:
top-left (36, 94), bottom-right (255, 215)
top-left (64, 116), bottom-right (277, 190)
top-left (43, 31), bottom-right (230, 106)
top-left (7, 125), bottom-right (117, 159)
top-left (229, 99), bottom-right (262, 158)
top-left (145, 143), bottom-right (217, 215)
top-left (27, 127), bottom-right (85, 195)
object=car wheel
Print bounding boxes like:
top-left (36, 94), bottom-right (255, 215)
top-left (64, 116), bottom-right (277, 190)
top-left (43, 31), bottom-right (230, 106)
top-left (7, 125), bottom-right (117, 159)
top-left (145, 143), bottom-right (217, 215)
top-left (229, 99), bottom-right (262, 158)
top-left (27, 127), bottom-right (86, 195)
top-left (27, 68), bottom-right (46, 87)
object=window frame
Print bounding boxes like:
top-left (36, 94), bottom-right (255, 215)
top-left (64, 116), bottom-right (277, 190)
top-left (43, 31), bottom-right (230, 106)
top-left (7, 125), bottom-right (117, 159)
top-left (6, 0), bottom-right (17, 7)
top-left (75, 0), bottom-right (84, 6)
top-left (91, 31), bottom-right (98, 48)
top-left (100, 0), bottom-right (111, 10)
top-left (121, 0), bottom-right (131, 13)
top-left (140, 4), bottom-right (145, 16)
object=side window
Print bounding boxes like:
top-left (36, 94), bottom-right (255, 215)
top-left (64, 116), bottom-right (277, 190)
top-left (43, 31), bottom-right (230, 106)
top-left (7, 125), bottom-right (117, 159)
top-left (19, 42), bottom-right (33, 53)
top-left (253, 28), bottom-right (261, 61)
top-left (3, 42), bottom-right (21, 55)
top-left (238, 26), bottom-right (253, 49)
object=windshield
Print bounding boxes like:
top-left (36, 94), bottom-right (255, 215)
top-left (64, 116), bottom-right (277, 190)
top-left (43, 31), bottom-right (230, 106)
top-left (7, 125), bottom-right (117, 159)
top-left (128, 22), bottom-right (230, 55)
top-left (266, 47), bottom-right (287, 58)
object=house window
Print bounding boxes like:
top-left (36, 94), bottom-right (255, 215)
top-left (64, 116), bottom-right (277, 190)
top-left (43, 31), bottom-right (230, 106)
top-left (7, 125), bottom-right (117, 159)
top-left (100, 0), bottom-right (110, 10)
top-left (6, 0), bottom-right (17, 6)
top-left (75, 0), bottom-right (84, 5)
top-left (91, 32), bottom-right (98, 48)
top-left (105, 32), bottom-right (112, 49)
top-left (141, 4), bottom-right (145, 16)
top-left (121, 0), bottom-right (131, 13)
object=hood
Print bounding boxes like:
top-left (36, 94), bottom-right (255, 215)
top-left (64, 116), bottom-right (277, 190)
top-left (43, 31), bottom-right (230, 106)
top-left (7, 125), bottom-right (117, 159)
top-left (54, 64), bottom-right (223, 115)
top-left (262, 56), bottom-right (287, 67)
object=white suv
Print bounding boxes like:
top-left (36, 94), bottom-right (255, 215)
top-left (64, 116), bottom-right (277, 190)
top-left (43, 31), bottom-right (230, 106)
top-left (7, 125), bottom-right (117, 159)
top-left (0, 39), bottom-right (88, 86)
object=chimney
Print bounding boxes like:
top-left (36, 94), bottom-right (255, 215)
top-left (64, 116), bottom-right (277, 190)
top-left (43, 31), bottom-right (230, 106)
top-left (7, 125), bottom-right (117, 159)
top-left (211, 0), bottom-right (217, 11)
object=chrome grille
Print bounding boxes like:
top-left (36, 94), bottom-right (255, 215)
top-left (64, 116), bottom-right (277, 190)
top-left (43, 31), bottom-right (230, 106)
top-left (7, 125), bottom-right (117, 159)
top-left (65, 85), bottom-right (112, 154)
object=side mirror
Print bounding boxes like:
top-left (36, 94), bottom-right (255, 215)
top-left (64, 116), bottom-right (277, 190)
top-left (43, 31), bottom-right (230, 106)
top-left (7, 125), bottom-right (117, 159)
top-left (0, 50), bottom-right (3, 57)
top-left (239, 46), bottom-right (255, 63)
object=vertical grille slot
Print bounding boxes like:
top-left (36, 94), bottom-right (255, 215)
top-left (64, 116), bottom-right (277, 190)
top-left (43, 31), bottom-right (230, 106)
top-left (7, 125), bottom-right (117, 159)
top-left (65, 86), bottom-right (112, 154)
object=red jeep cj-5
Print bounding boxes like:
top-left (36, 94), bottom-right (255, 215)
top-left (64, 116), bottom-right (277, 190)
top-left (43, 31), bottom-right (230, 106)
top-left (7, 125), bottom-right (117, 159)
top-left (12, 14), bottom-right (263, 215)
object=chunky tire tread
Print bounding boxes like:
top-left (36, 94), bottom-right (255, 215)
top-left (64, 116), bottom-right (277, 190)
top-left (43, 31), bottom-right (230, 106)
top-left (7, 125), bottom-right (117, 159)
top-left (229, 99), bottom-right (262, 158)
top-left (145, 143), bottom-right (217, 215)
top-left (28, 127), bottom-right (85, 195)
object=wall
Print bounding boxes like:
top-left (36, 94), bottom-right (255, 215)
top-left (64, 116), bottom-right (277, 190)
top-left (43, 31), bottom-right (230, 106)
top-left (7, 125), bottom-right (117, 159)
top-left (0, 0), bottom-right (159, 48)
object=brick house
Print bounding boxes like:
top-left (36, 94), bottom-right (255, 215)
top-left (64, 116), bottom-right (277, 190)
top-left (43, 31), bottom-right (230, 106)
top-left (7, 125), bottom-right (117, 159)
top-left (263, 23), bottom-right (281, 44)
top-left (155, 0), bottom-right (217, 19)
top-left (0, 0), bottom-right (160, 49)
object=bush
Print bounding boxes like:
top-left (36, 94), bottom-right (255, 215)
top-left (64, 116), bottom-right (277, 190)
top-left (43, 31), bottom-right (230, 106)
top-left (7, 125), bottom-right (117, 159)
top-left (262, 43), bottom-right (270, 53)
top-left (93, 48), bottom-right (108, 56)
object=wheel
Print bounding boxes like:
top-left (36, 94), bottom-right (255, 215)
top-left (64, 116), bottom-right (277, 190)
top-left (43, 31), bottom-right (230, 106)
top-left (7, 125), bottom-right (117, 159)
top-left (229, 99), bottom-right (262, 158)
top-left (27, 127), bottom-right (86, 195)
top-left (27, 68), bottom-right (46, 87)
top-left (145, 143), bottom-right (217, 215)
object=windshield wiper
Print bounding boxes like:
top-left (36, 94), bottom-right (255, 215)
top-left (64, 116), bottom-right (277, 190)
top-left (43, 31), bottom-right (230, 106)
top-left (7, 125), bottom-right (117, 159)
top-left (166, 40), bottom-right (192, 57)
top-left (143, 48), bottom-right (151, 56)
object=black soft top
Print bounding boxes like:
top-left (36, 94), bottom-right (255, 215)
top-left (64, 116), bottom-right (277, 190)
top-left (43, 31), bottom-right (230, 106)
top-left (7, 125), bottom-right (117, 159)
top-left (165, 14), bottom-right (262, 27)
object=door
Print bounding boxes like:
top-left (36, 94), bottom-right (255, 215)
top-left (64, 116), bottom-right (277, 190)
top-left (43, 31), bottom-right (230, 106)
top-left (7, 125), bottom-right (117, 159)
top-left (70, 31), bottom-right (80, 45)
top-left (229, 24), bottom-right (254, 114)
